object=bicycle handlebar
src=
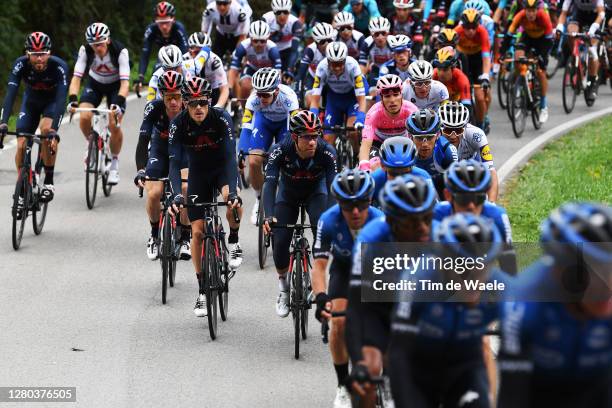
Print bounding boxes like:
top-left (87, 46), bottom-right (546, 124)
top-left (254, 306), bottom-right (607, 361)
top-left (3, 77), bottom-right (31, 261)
top-left (320, 310), bottom-right (346, 344)
top-left (270, 223), bottom-right (312, 229)
top-left (69, 107), bottom-right (121, 129)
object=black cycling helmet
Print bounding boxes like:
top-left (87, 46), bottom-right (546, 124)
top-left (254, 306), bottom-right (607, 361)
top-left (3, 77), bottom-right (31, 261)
top-left (158, 70), bottom-right (184, 94)
top-left (25, 32), bottom-right (52, 52)
top-left (331, 169), bottom-right (375, 202)
top-left (290, 110), bottom-right (322, 135)
top-left (444, 160), bottom-right (492, 194)
top-left (434, 213), bottom-right (503, 263)
top-left (379, 174), bottom-right (437, 217)
top-left (155, 1), bottom-right (176, 18)
top-left (181, 77), bottom-right (212, 99)
top-left (406, 109), bottom-right (441, 136)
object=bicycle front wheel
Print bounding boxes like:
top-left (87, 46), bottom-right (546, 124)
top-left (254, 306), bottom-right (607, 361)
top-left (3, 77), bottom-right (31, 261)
top-left (12, 168), bottom-right (30, 250)
top-left (85, 135), bottom-right (99, 209)
top-left (510, 78), bottom-right (527, 138)
top-left (292, 252), bottom-right (304, 359)
top-left (204, 237), bottom-right (219, 340)
top-left (498, 68), bottom-right (510, 110)
top-left (218, 237), bottom-right (229, 321)
top-left (160, 212), bottom-right (172, 304)
top-left (101, 136), bottom-right (113, 197)
top-left (257, 197), bottom-right (268, 270)
top-left (32, 178), bottom-right (48, 236)
top-left (562, 64), bottom-right (578, 114)
top-left (301, 255), bottom-right (310, 341)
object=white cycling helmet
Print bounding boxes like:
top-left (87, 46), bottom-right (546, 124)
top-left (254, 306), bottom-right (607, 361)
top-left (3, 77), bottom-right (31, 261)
top-left (369, 17), bottom-right (391, 34)
top-left (333, 11), bottom-right (355, 28)
top-left (249, 20), bottom-right (271, 40)
top-left (387, 34), bottom-right (412, 51)
top-left (188, 32), bottom-right (211, 48)
top-left (271, 0), bottom-right (292, 12)
top-left (393, 0), bottom-right (416, 8)
top-left (312, 22), bottom-right (336, 42)
top-left (438, 101), bottom-right (470, 128)
top-left (158, 45), bottom-right (182, 69)
top-left (86, 22), bottom-right (110, 44)
top-left (408, 60), bottom-right (433, 81)
top-left (252, 67), bottom-right (281, 92)
top-left (326, 42), bottom-right (348, 62)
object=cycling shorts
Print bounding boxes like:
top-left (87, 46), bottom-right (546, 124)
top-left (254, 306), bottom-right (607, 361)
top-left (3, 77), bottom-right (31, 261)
top-left (17, 91), bottom-right (57, 134)
top-left (461, 52), bottom-right (484, 85)
top-left (569, 9), bottom-right (599, 28)
top-left (323, 90), bottom-right (359, 135)
top-left (245, 114), bottom-right (290, 151)
top-left (279, 48), bottom-right (295, 72)
top-left (362, 302), bottom-right (392, 352)
top-left (328, 261), bottom-right (350, 299)
top-left (80, 78), bottom-right (122, 109)
top-left (240, 65), bottom-right (258, 80)
top-left (146, 132), bottom-right (189, 179)
top-left (212, 32), bottom-right (240, 58)
top-left (517, 36), bottom-right (553, 69)
top-left (186, 166), bottom-right (231, 222)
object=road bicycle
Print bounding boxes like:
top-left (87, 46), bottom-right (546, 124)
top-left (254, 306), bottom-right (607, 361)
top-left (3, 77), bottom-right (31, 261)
top-left (506, 52), bottom-right (542, 138)
top-left (323, 125), bottom-right (360, 172)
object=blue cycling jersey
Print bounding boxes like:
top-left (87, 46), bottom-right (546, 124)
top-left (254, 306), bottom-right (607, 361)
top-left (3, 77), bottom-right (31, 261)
top-left (434, 201), bottom-right (513, 244)
top-left (415, 135), bottom-right (458, 177)
top-left (371, 167), bottom-right (434, 206)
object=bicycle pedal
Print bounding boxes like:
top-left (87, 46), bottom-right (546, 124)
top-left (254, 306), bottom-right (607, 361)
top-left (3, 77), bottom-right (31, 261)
top-left (227, 270), bottom-right (236, 280)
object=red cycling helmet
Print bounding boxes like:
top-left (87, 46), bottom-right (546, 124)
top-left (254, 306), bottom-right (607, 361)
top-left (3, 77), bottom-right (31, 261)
top-left (155, 1), bottom-right (176, 18)
top-left (290, 110), bottom-right (322, 136)
top-left (181, 77), bottom-right (212, 99)
top-left (25, 32), bottom-right (52, 52)
top-left (159, 71), bottom-right (184, 94)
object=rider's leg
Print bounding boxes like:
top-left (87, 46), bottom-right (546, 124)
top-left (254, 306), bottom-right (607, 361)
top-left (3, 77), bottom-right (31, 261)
top-left (38, 117), bottom-right (57, 185)
top-left (238, 76), bottom-right (253, 100)
top-left (145, 180), bottom-right (163, 236)
top-left (14, 96), bottom-right (41, 170)
top-left (474, 86), bottom-right (486, 126)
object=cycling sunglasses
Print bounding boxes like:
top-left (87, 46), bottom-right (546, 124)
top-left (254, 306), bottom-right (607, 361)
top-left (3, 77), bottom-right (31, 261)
top-left (256, 91), bottom-right (275, 98)
top-left (338, 26), bottom-right (353, 32)
top-left (463, 23), bottom-right (478, 30)
top-left (317, 39), bottom-right (333, 45)
top-left (27, 51), bottom-right (51, 57)
top-left (297, 133), bottom-right (320, 141)
top-left (373, 31), bottom-right (388, 38)
top-left (329, 61), bottom-right (345, 69)
top-left (387, 167), bottom-right (411, 177)
top-left (252, 39), bottom-right (267, 44)
top-left (413, 134), bottom-right (437, 142)
top-left (274, 10), bottom-right (290, 15)
top-left (380, 88), bottom-right (401, 97)
top-left (441, 127), bottom-right (465, 137)
top-left (187, 98), bottom-right (209, 108)
top-left (412, 80), bottom-right (431, 88)
top-left (216, 0), bottom-right (231, 4)
top-left (339, 200), bottom-right (370, 211)
top-left (453, 192), bottom-right (487, 206)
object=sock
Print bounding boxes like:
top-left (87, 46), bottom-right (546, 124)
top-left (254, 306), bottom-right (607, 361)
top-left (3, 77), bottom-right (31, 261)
top-left (181, 224), bottom-right (191, 241)
top-left (197, 275), bottom-right (204, 294)
top-left (110, 156), bottom-right (119, 170)
top-left (255, 190), bottom-right (261, 200)
top-left (229, 227), bottom-right (239, 244)
top-left (43, 166), bottom-right (54, 185)
top-left (278, 275), bottom-right (289, 292)
top-left (540, 95), bottom-right (547, 109)
top-left (150, 221), bottom-right (159, 239)
top-left (334, 363), bottom-right (349, 386)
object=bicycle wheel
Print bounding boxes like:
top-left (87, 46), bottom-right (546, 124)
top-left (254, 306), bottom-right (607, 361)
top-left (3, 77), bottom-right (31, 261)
top-left (498, 68), bottom-right (510, 110)
top-left (31, 191), bottom-right (48, 235)
top-left (585, 69), bottom-right (599, 107)
top-left (334, 138), bottom-right (344, 172)
top-left (160, 212), bottom-right (171, 305)
top-left (292, 253), bottom-right (304, 359)
top-left (169, 216), bottom-right (178, 288)
top-left (300, 254), bottom-right (310, 341)
top-left (85, 134), bottom-right (99, 209)
top-left (345, 140), bottom-right (356, 170)
top-left (12, 168), bottom-right (30, 250)
top-left (257, 197), bottom-right (268, 269)
top-left (546, 54), bottom-right (561, 79)
top-left (101, 136), bottom-right (112, 197)
top-left (204, 237), bottom-right (219, 340)
top-left (531, 74), bottom-right (542, 130)
top-left (562, 64), bottom-right (577, 114)
top-left (510, 78), bottom-right (527, 138)
top-left (218, 237), bottom-right (229, 321)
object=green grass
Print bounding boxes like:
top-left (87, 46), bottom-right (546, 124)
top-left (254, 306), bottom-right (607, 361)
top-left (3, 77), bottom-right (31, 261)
top-left (501, 116), bottom-right (612, 243)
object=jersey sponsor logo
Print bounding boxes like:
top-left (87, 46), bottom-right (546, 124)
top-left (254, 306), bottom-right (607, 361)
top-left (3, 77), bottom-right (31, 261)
top-left (480, 144), bottom-right (493, 161)
top-left (355, 74), bottom-right (365, 89)
top-left (13, 61), bottom-right (24, 75)
top-left (471, 132), bottom-right (482, 143)
top-left (242, 109), bottom-right (253, 124)
top-left (211, 58), bottom-right (222, 71)
top-left (312, 76), bottom-right (320, 89)
top-left (19, 112), bottom-right (26, 119)
top-left (143, 102), bottom-right (155, 117)
top-left (220, 14), bottom-right (231, 25)
top-left (238, 12), bottom-right (247, 22)
top-left (149, 158), bottom-right (159, 163)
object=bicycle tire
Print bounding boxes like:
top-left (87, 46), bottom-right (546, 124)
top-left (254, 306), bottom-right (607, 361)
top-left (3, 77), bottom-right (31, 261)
top-left (101, 136), bottom-right (112, 197)
top-left (531, 74), bottom-right (542, 130)
top-left (257, 197), bottom-right (268, 269)
top-left (585, 70), bottom-right (599, 107)
top-left (204, 237), bottom-right (219, 340)
top-left (334, 138), bottom-right (344, 172)
top-left (160, 212), bottom-right (171, 304)
top-left (498, 68), bottom-right (509, 110)
top-left (345, 140), bottom-right (356, 170)
top-left (301, 262), bottom-right (310, 341)
top-left (293, 252), bottom-right (304, 359)
top-left (85, 135), bottom-right (99, 209)
top-left (12, 168), bottom-right (29, 250)
top-left (546, 55), bottom-right (561, 79)
top-left (31, 193), bottom-right (48, 235)
top-left (169, 216), bottom-right (178, 288)
top-left (510, 78), bottom-right (527, 138)
top-left (218, 237), bottom-right (229, 321)
top-left (562, 64), bottom-right (577, 113)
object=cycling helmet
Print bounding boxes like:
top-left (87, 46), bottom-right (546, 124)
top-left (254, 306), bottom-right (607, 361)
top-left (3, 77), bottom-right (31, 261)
top-left (444, 159), bottom-right (491, 193)
top-left (433, 46), bottom-right (458, 68)
top-left (155, 1), bottom-right (176, 18)
top-left (393, 0), bottom-right (416, 8)
top-left (25, 32), bottom-right (52, 52)
top-left (541, 202), bottom-right (612, 264)
top-left (290, 110), bottom-right (322, 134)
top-left (379, 173), bottom-right (437, 217)
top-left (326, 42), bottom-right (348, 62)
top-left (376, 74), bottom-right (403, 92)
top-left (461, 8), bottom-right (481, 25)
top-left (272, 0), bottom-right (292, 12)
top-left (464, 0), bottom-right (487, 15)
top-left (380, 136), bottom-right (418, 168)
top-left (158, 45), bottom-right (182, 69)
top-left (249, 21), bottom-right (271, 40)
top-left (438, 28), bottom-right (460, 47)
top-left (333, 11), bottom-right (355, 28)
top-left (434, 213), bottom-right (503, 263)
top-left (369, 17), bottom-right (391, 34)
top-left (252, 68), bottom-right (281, 92)
top-left (523, 0), bottom-right (539, 8)
top-left (158, 70), bottom-right (184, 93)
top-left (438, 101), bottom-right (470, 128)
top-left (387, 34), bottom-right (413, 52)
top-left (188, 32), bottom-right (211, 48)
top-left (331, 169), bottom-right (375, 202)
top-left (85, 23), bottom-right (110, 45)
top-left (312, 22), bottom-right (337, 42)
top-left (182, 77), bottom-right (212, 99)
top-left (408, 60), bottom-right (433, 81)
top-left (406, 109), bottom-right (441, 136)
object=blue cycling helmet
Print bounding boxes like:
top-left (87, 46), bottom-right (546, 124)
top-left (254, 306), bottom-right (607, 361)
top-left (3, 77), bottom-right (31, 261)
top-left (380, 136), bottom-right (418, 169)
top-left (540, 202), bottom-right (612, 265)
top-left (406, 109), bottom-right (441, 136)
top-left (379, 174), bottom-right (436, 217)
top-left (445, 160), bottom-right (491, 194)
top-left (464, 0), bottom-right (486, 14)
top-left (434, 213), bottom-right (503, 264)
top-left (331, 169), bottom-right (375, 202)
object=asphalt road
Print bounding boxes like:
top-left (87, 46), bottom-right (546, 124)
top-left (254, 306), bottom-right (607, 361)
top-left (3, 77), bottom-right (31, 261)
top-left (0, 75), bottom-right (610, 408)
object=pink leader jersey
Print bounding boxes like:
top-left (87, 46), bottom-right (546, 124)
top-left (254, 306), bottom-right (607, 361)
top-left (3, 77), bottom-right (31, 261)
top-left (362, 100), bottom-right (418, 143)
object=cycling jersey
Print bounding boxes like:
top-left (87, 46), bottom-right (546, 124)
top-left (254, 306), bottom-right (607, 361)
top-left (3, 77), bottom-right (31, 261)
top-left (453, 123), bottom-right (495, 167)
top-left (360, 36), bottom-right (394, 69)
top-left (433, 201), bottom-right (513, 244)
top-left (336, 30), bottom-right (367, 60)
top-left (455, 25), bottom-right (491, 57)
top-left (312, 56), bottom-right (366, 96)
top-left (1, 56), bottom-right (68, 131)
top-left (562, 0), bottom-right (604, 12)
top-left (343, 2), bottom-right (381, 33)
top-left (433, 68), bottom-right (472, 105)
top-left (147, 62), bottom-right (195, 101)
top-left (262, 11), bottom-right (303, 52)
top-left (415, 135), bottom-right (458, 177)
top-left (230, 39), bottom-right (282, 72)
top-left (190, 48), bottom-right (227, 89)
top-left (402, 79), bottom-right (450, 110)
top-left (447, 0), bottom-right (492, 25)
top-left (201, 2), bottom-right (251, 36)
top-left (391, 14), bottom-right (422, 36)
top-left (139, 21), bottom-right (188, 78)
top-left (371, 167), bottom-right (434, 206)
top-left (362, 100), bottom-right (418, 143)
top-left (379, 60), bottom-right (413, 82)
top-left (298, 43), bottom-right (326, 81)
top-left (73, 44), bottom-right (130, 85)
top-left (508, 9), bottom-right (554, 38)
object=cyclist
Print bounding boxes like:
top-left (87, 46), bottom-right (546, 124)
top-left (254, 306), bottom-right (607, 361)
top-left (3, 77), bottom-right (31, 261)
top-left (388, 213), bottom-right (508, 408)
top-left (312, 169), bottom-right (383, 408)
top-left (391, 0), bottom-right (424, 38)
top-left (147, 45), bottom-right (191, 101)
top-left (427, 27), bottom-right (461, 61)
top-left (455, 8), bottom-right (492, 132)
top-left (297, 22), bottom-right (336, 107)
top-left (0, 32), bottom-right (67, 203)
top-left (437, 102), bottom-right (498, 200)
top-left (309, 42), bottom-right (367, 147)
top-left (68, 22), bottom-right (129, 186)
top-left (501, 0), bottom-right (554, 123)
top-left (134, 71), bottom-right (190, 261)
top-left (229, 21), bottom-right (282, 99)
top-left (201, 0), bottom-right (251, 58)
top-left (183, 32), bottom-right (211, 60)
top-left (360, 17), bottom-right (394, 88)
top-left (499, 202), bottom-right (612, 408)
top-left (379, 34), bottom-right (415, 81)
top-left (447, 0), bottom-right (492, 26)
top-left (556, 0), bottom-right (606, 102)
top-left (263, 0), bottom-right (304, 83)
top-left (408, 108), bottom-right (458, 197)
top-left (237, 68), bottom-right (299, 225)
top-left (343, 0), bottom-right (382, 34)
top-left (135, 2), bottom-right (188, 94)
top-left (463, 0), bottom-right (496, 48)
top-left (168, 77), bottom-right (243, 316)
top-left (261, 111), bottom-right (337, 318)
top-left (333, 12), bottom-right (367, 60)
top-left (401, 60), bottom-right (450, 110)
top-left (189, 38), bottom-right (230, 108)
top-left (358, 74), bottom-right (418, 171)
top-left (346, 174), bottom-right (436, 407)
top-left (433, 47), bottom-right (472, 115)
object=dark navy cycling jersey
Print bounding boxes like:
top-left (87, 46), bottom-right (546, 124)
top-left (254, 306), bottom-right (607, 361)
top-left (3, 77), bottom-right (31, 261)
top-left (138, 21), bottom-right (189, 77)
top-left (135, 99), bottom-right (172, 170)
top-left (415, 135), bottom-right (459, 177)
top-left (371, 167), bottom-right (433, 205)
top-left (313, 204), bottom-right (384, 267)
top-left (434, 201), bottom-right (513, 244)
top-left (1, 55), bottom-right (69, 129)
top-left (378, 58), bottom-right (416, 82)
top-left (262, 137), bottom-right (337, 217)
top-left (168, 107), bottom-right (238, 197)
